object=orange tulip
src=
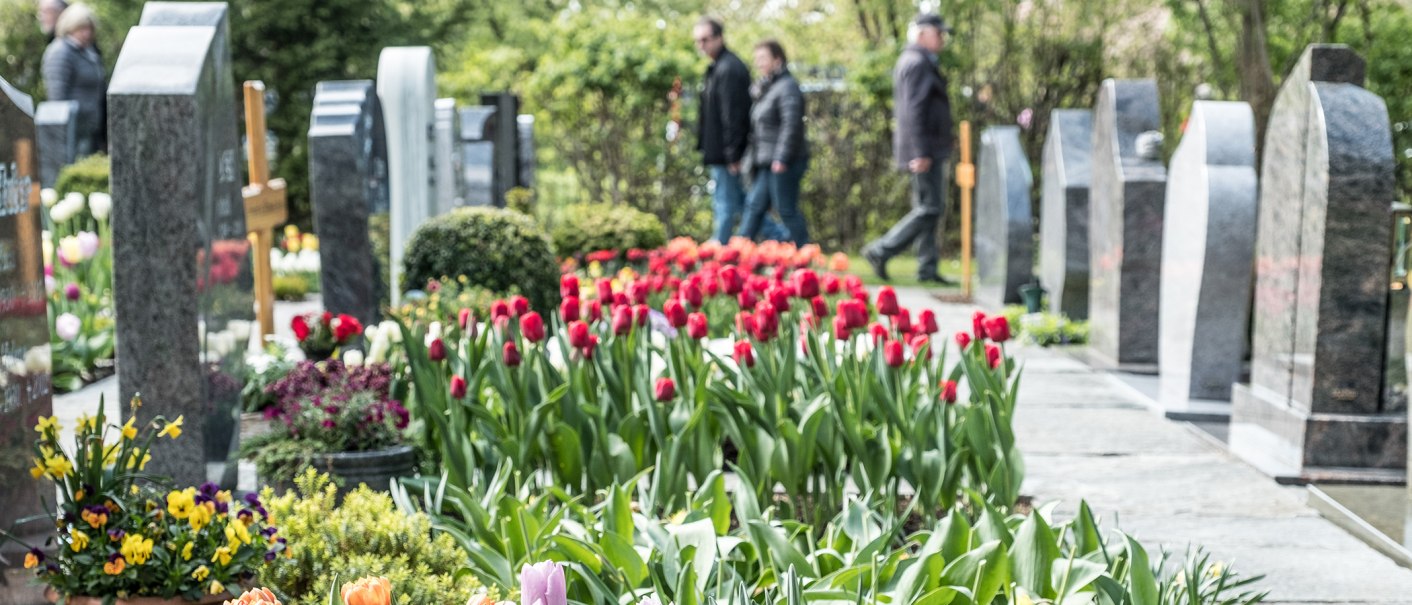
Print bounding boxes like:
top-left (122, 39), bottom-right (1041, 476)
top-left (342, 576), bottom-right (392, 605)
top-left (224, 587), bottom-right (281, 605)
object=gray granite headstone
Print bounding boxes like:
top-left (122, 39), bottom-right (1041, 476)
top-left (483, 92), bottom-right (520, 206)
top-left (1040, 109), bottom-right (1092, 320)
top-left (377, 47), bottom-right (436, 301)
top-left (974, 125), bottom-right (1033, 309)
top-left (109, 11), bottom-right (254, 487)
top-left (1158, 101), bottom-right (1257, 412)
top-left (517, 114), bottom-right (536, 189)
top-left (0, 75), bottom-right (54, 565)
top-left (309, 80), bottom-right (389, 326)
top-left (1088, 79), bottom-right (1166, 371)
top-left (36, 100), bottom-right (78, 188)
top-left (459, 105), bottom-right (496, 207)
top-left (1230, 44), bottom-right (1403, 481)
top-left (433, 98), bottom-right (462, 215)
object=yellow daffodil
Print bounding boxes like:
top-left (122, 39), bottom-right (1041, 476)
top-left (34, 416), bottom-right (59, 434)
top-left (158, 415), bottom-right (183, 439)
top-left (29, 458), bottom-right (44, 479)
top-left (44, 454), bottom-right (73, 479)
top-left (127, 451), bottom-right (152, 470)
top-left (181, 541), bottom-right (195, 561)
top-left (69, 529), bottom-right (89, 552)
top-left (104, 556), bottom-right (126, 575)
top-left (75, 413), bottom-right (96, 434)
top-left (129, 394), bottom-right (143, 410)
top-left (167, 488), bottom-right (196, 520)
top-left (214, 546), bottom-right (233, 566)
top-left (121, 417), bottom-right (138, 440)
top-left (189, 501), bottom-right (213, 531)
top-left (120, 533), bottom-right (154, 565)
top-left (103, 445), bottom-right (120, 466)
top-left (209, 580), bottom-right (225, 595)
top-left (192, 565), bottom-right (210, 582)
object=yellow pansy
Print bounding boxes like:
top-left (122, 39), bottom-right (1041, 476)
top-left (192, 565), bottom-right (210, 582)
top-left (181, 541), bottom-right (195, 561)
top-left (167, 488), bottom-right (196, 520)
top-left (44, 454), bottom-right (73, 479)
top-left (214, 546), bottom-right (233, 566)
top-left (189, 501), bottom-right (213, 531)
top-left (69, 529), bottom-right (89, 552)
top-left (158, 415), bottom-right (184, 439)
top-left (216, 490), bottom-right (233, 504)
top-left (103, 556), bottom-right (126, 575)
top-left (34, 416), bottom-right (59, 434)
top-left (225, 520), bottom-right (251, 546)
top-left (121, 417), bottom-right (138, 440)
top-left (120, 533), bottom-right (154, 565)
top-left (209, 580), bottom-right (225, 595)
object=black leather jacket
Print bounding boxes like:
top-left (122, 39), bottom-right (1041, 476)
top-left (697, 48), bottom-right (752, 165)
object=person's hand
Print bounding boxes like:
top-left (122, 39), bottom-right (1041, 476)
top-left (772, 161), bottom-right (786, 174)
top-left (908, 157), bottom-right (933, 174)
top-left (728, 162), bottom-right (741, 175)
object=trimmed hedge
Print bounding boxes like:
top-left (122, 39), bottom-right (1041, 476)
top-left (550, 203), bottom-right (667, 259)
top-left (54, 154), bottom-right (110, 197)
top-left (402, 207), bottom-right (559, 313)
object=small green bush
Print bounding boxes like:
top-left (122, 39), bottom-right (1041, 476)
top-left (262, 471), bottom-right (485, 605)
top-left (505, 186), bottom-right (535, 216)
top-left (274, 274), bottom-right (309, 301)
top-left (1002, 305), bottom-right (1089, 347)
top-left (54, 154), bottom-right (110, 198)
top-left (550, 203), bottom-right (667, 260)
top-left (401, 207), bottom-right (559, 313)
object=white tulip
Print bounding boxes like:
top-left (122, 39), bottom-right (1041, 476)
top-left (55, 313), bottom-right (81, 341)
top-left (228, 320), bottom-right (252, 343)
top-left (379, 320), bottom-right (402, 343)
top-left (63, 192), bottom-right (85, 213)
top-left (343, 349), bottom-right (365, 367)
top-left (88, 192), bottom-right (112, 220)
top-left (40, 188), bottom-right (57, 207)
top-left (367, 337), bottom-right (389, 364)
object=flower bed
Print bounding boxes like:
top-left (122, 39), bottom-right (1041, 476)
top-left (44, 187), bottom-right (116, 392)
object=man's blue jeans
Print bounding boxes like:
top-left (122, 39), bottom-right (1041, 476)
top-left (710, 165), bottom-right (786, 243)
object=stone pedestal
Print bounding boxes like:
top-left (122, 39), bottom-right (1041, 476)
top-left (1230, 44), bottom-right (1403, 483)
top-left (377, 47), bottom-right (436, 302)
top-left (35, 100), bottom-right (78, 188)
top-left (974, 125), bottom-right (1033, 309)
top-left (110, 4), bottom-right (253, 487)
top-left (1040, 109), bottom-right (1092, 320)
top-left (309, 80), bottom-right (389, 326)
top-left (433, 97), bottom-right (462, 215)
top-left (1088, 79), bottom-right (1166, 372)
top-left (460, 106), bottom-right (497, 207)
top-left (483, 92), bottom-right (521, 207)
top-left (1157, 101), bottom-right (1258, 416)
top-left (517, 114), bottom-right (536, 189)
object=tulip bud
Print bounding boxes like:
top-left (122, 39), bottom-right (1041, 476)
top-left (503, 341), bottom-right (522, 367)
top-left (687, 312), bottom-right (708, 339)
top-left (986, 343), bottom-right (1002, 369)
top-left (955, 331), bottom-right (971, 350)
top-left (876, 287), bottom-right (900, 316)
top-left (733, 340), bottom-right (755, 368)
top-left (583, 334), bottom-right (599, 359)
top-left (832, 314), bottom-right (851, 340)
top-left (611, 305), bottom-right (632, 335)
top-left (919, 309), bottom-right (939, 335)
top-left (720, 266), bottom-right (743, 295)
top-left (767, 286), bottom-right (791, 312)
top-left (737, 289), bottom-right (757, 310)
top-left (883, 339), bottom-right (905, 367)
top-left (940, 379), bottom-right (958, 404)
top-left (629, 280), bottom-right (649, 305)
top-left (428, 338), bottom-right (446, 362)
top-left (810, 296), bottom-right (829, 320)
top-left (510, 295), bottom-right (530, 317)
top-left (910, 333), bottom-right (931, 360)
top-left (664, 298), bottom-right (688, 328)
top-left (822, 273), bottom-right (841, 295)
top-left (983, 316), bottom-right (1011, 343)
top-left (490, 300), bottom-right (511, 320)
top-left (450, 375), bottom-right (467, 399)
top-left (560, 274), bottom-right (580, 300)
top-left (869, 323), bottom-right (889, 343)
top-left (596, 278), bottom-right (614, 303)
top-left (654, 377), bottom-right (676, 402)
top-left (568, 320), bottom-right (592, 349)
top-left (972, 311), bottom-right (988, 340)
top-left (587, 300), bottom-right (603, 322)
top-left (682, 283), bottom-right (704, 308)
top-left (633, 304), bottom-right (650, 327)
top-left (520, 312), bottom-right (546, 342)
top-left (895, 309), bottom-right (912, 335)
top-left (560, 296), bottom-right (580, 323)
top-left (458, 308), bottom-right (473, 330)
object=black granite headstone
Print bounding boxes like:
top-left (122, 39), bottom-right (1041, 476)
top-left (459, 106), bottom-right (496, 207)
top-left (483, 92), bottom-right (520, 206)
top-left (109, 6), bottom-right (253, 487)
top-left (309, 80), bottom-right (389, 326)
top-left (974, 126), bottom-right (1033, 309)
top-left (1088, 79), bottom-right (1166, 371)
top-left (1039, 109), bottom-right (1092, 320)
top-left (1231, 44), bottom-right (1403, 481)
top-left (36, 100), bottom-right (78, 188)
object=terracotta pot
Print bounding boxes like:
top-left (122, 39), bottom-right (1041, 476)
top-left (46, 587), bottom-right (232, 605)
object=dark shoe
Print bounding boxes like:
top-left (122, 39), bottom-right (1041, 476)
top-left (917, 273), bottom-right (956, 286)
top-left (862, 246), bottom-right (889, 282)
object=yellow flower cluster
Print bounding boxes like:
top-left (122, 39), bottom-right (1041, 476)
top-left (80, 507), bottom-right (108, 528)
top-left (168, 488), bottom-right (197, 519)
top-left (120, 533), bottom-right (154, 565)
top-left (69, 528), bottom-right (89, 552)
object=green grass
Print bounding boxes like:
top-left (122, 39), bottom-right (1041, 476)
top-left (844, 253), bottom-right (965, 289)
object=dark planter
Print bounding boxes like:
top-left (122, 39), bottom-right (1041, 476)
top-left (275, 445), bottom-right (416, 495)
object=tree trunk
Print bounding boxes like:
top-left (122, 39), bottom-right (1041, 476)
top-left (1237, 0), bottom-right (1277, 169)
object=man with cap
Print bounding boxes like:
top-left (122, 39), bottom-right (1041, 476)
top-left (863, 13), bottom-right (954, 284)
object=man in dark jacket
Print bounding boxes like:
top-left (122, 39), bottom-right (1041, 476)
top-left (694, 17), bottom-right (785, 243)
top-left (863, 13), bottom-right (954, 284)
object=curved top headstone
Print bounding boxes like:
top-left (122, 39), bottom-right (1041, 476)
top-left (1047, 110), bottom-right (1092, 188)
top-left (377, 47), bottom-right (436, 304)
top-left (975, 125), bottom-right (1033, 308)
top-left (1039, 109), bottom-right (1093, 320)
top-left (108, 27), bottom-right (217, 95)
top-left (460, 106), bottom-right (496, 141)
top-left (1095, 79), bottom-right (1163, 177)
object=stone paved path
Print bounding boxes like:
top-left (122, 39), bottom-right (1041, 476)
top-left (898, 286), bottom-right (1412, 604)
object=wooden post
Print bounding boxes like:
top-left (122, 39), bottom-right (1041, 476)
top-left (241, 81), bottom-right (288, 340)
top-left (956, 121), bottom-right (975, 299)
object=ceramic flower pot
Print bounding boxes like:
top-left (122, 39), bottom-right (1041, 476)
top-left (46, 587), bottom-right (232, 605)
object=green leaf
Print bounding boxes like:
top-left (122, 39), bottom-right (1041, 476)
top-left (940, 540), bottom-right (1009, 605)
top-left (1052, 558), bottom-right (1107, 598)
top-left (602, 531), bottom-right (647, 586)
top-left (1124, 535), bottom-right (1159, 605)
top-left (1010, 512), bottom-right (1060, 599)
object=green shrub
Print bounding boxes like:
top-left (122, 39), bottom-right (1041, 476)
top-left (505, 186), bottom-right (535, 216)
top-left (273, 274), bottom-right (309, 301)
top-left (401, 207), bottom-right (559, 313)
top-left (1002, 305), bottom-right (1089, 347)
top-left (54, 154), bottom-right (110, 198)
top-left (262, 471), bottom-right (486, 605)
top-left (550, 203), bottom-right (667, 259)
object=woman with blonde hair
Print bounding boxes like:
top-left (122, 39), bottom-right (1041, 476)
top-left (42, 2), bottom-right (106, 155)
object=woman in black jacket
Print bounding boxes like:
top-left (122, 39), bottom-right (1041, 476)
top-left (737, 40), bottom-right (810, 246)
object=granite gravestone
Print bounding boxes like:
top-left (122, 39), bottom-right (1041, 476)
top-left (433, 98), bottom-right (462, 215)
top-left (1231, 45), bottom-right (1403, 482)
top-left (1157, 101), bottom-right (1257, 414)
top-left (309, 80), bottom-right (389, 326)
top-left (0, 75), bottom-right (54, 570)
top-left (517, 114), bottom-right (536, 189)
top-left (377, 47), bottom-right (436, 302)
top-left (974, 125), bottom-right (1033, 309)
top-left (1088, 79), bottom-right (1166, 371)
top-left (36, 100), bottom-right (78, 188)
top-left (483, 92), bottom-right (520, 205)
top-left (1040, 109), bottom-right (1092, 320)
top-left (110, 9), bottom-right (254, 487)
top-left (459, 105), bottom-right (496, 207)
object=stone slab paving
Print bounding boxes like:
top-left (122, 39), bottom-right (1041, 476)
top-left (900, 287), bottom-right (1412, 603)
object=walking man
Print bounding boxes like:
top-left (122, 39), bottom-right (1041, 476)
top-left (863, 13), bottom-right (954, 284)
top-left (693, 17), bottom-right (787, 243)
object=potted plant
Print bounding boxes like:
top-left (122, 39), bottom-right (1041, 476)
top-left (1, 399), bottom-right (285, 604)
top-left (239, 360), bottom-right (413, 494)
top-left (290, 311), bottom-right (362, 361)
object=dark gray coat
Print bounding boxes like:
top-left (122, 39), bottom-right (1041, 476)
top-left (42, 37), bottom-right (106, 155)
top-left (747, 69), bottom-right (807, 167)
top-left (892, 44), bottom-right (951, 169)
top-left (697, 48), bottom-right (752, 166)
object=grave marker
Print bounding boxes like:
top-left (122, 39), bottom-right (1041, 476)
top-left (36, 100), bottom-right (78, 188)
top-left (377, 47), bottom-right (435, 302)
top-left (974, 125), bottom-right (1033, 309)
top-left (242, 81), bottom-right (287, 341)
top-left (1039, 109), bottom-right (1092, 319)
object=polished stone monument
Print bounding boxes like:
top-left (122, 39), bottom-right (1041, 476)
top-left (35, 100), bottom-right (78, 188)
top-left (433, 97), bottom-right (462, 215)
top-left (377, 47), bottom-right (436, 302)
top-left (309, 80), bottom-right (389, 326)
top-left (974, 125), bottom-right (1033, 309)
top-left (0, 75), bottom-right (54, 577)
top-left (460, 105), bottom-right (496, 207)
top-left (1158, 101), bottom-right (1257, 416)
top-left (1088, 79), bottom-right (1166, 371)
top-left (1230, 45), bottom-right (1403, 482)
top-left (518, 114), bottom-right (536, 189)
top-left (483, 93), bottom-right (521, 205)
top-left (1039, 109), bottom-right (1092, 320)
top-left (109, 5), bottom-right (254, 487)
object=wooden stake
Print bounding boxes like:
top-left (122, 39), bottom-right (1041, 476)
top-left (241, 81), bottom-right (288, 341)
top-left (956, 121), bottom-right (975, 299)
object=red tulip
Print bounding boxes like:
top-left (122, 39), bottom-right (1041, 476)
top-left (428, 338), bottom-right (446, 361)
top-left (633, 304), bottom-right (650, 327)
top-left (910, 333), bottom-right (931, 360)
top-left (736, 310), bottom-right (754, 334)
top-left (582, 334), bottom-right (599, 359)
top-left (822, 273), bottom-right (841, 295)
top-left (843, 274), bottom-right (863, 291)
top-left (682, 283), bottom-right (704, 308)
top-left (955, 331), bottom-right (971, 350)
top-left (792, 269), bottom-right (820, 299)
top-left (560, 296), bottom-right (580, 323)
top-left (851, 289), bottom-right (869, 304)
top-left (833, 314), bottom-right (851, 340)
top-left (450, 375), bottom-right (467, 399)
top-left (737, 289), bottom-right (758, 310)
top-left (810, 296), bottom-right (829, 320)
top-left (291, 315), bottom-right (310, 341)
top-left (568, 320), bottom-right (592, 348)
top-left (321, 311), bottom-right (333, 326)
top-left (800, 311), bottom-right (818, 330)
top-left (520, 312), bottom-right (546, 342)
top-left (503, 341), bottom-right (522, 367)
top-left (614, 292), bottom-right (630, 307)
top-left (883, 339), bottom-right (905, 367)
top-left (510, 295), bottom-right (530, 317)
top-left (654, 377), bottom-right (676, 402)
top-left (876, 287), bottom-right (900, 316)
top-left (733, 340), bottom-right (755, 368)
top-left (458, 308), bottom-right (473, 330)
top-left (919, 310), bottom-right (939, 335)
top-left (972, 311), bottom-right (988, 340)
top-left (596, 278), bottom-right (614, 303)
top-left (894, 309), bottom-right (912, 335)
top-left (752, 303), bottom-right (779, 341)
top-left (986, 343), bottom-right (1002, 369)
top-left (664, 298), bottom-right (688, 328)
top-left (629, 280), bottom-right (649, 305)
top-left (869, 322), bottom-right (889, 343)
top-left (846, 300), bottom-right (870, 330)
top-left (611, 305), bottom-right (632, 335)
top-left (983, 316), bottom-right (1011, 343)
top-left (560, 274), bottom-right (579, 300)
top-left (491, 300), bottom-right (511, 320)
top-left (587, 300), bottom-right (603, 322)
top-left (720, 266), bottom-right (743, 295)
top-left (940, 379), bottom-right (958, 404)
top-left (687, 313), bottom-right (708, 339)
